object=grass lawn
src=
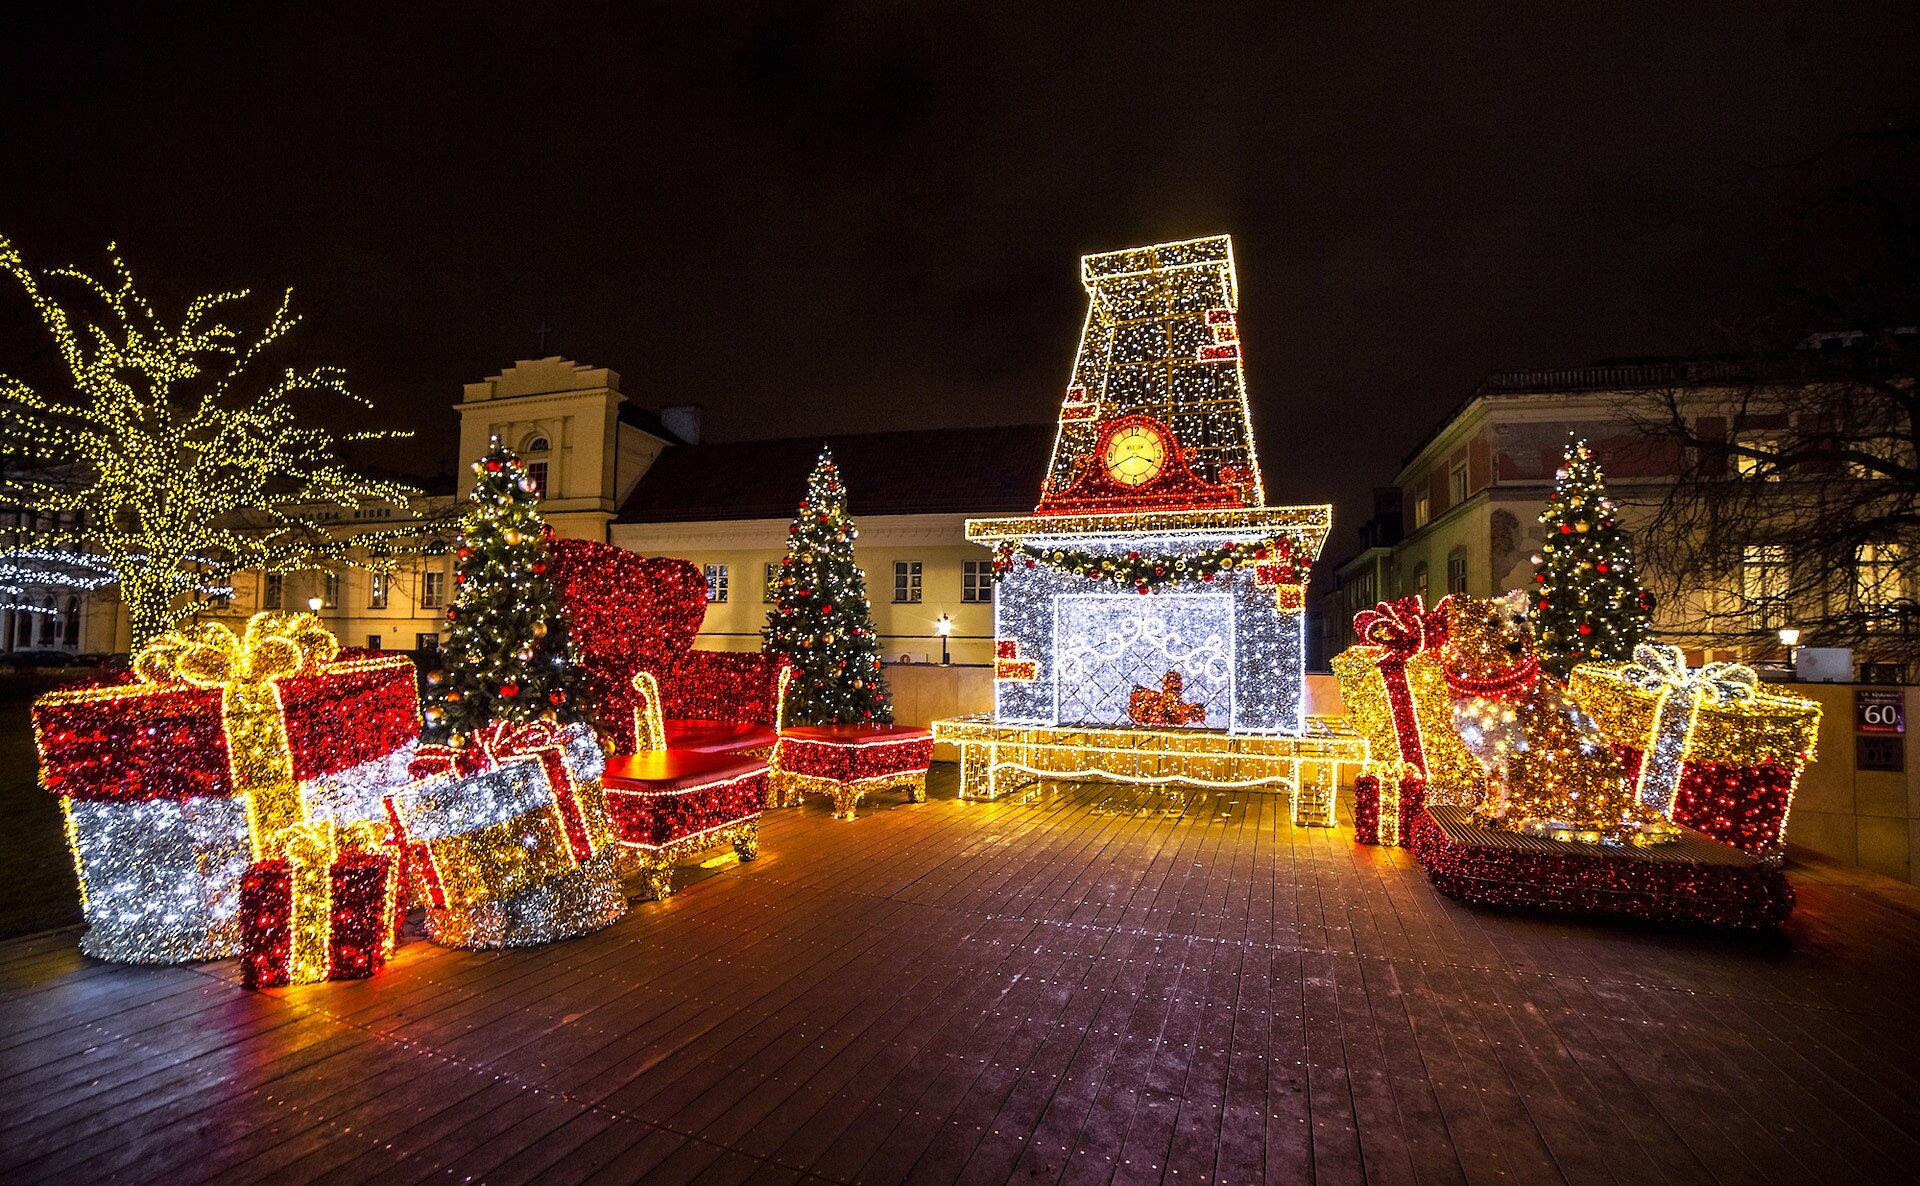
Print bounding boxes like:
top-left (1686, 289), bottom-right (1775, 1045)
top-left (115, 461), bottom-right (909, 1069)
top-left (0, 673), bottom-right (91, 940)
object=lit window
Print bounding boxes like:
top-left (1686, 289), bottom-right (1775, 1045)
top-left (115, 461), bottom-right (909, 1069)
top-left (421, 570), bottom-right (445, 609)
top-left (1413, 493), bottom-right (1430, 528)
top-left (1742, 545), bottom-right (1788, 629)
top-left (523, 434), bottom-right (551, 497)
top-left (1412, 563), bottom-right (1429, 600)
top-left (368, 572), bottom-right (388, 610)
top-left (263, 573), bottom-right (284, 610)
top-left (322, 572), bottom-right (339, 608)
top-left (1733, 433), bottom-right (1783, 481)
top-left (1848, 436), bottom-right (1916, 479)
top-left (764, 562), bottom-right (781, 603)
top-left (705, 564), bottom-right (729, 603)
top-left (894, 561), bottom-right (923, 604)
top-left (1450, 462), bottom-right (1468, 505)
top-left (1855, 543), bottom-right (1909, 628)
top-left (962, 560), bottom-right (993, 603)
top-left (1446, 551), bottom-right (1468, 594)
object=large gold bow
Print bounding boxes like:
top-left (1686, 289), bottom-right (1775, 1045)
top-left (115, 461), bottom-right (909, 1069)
top-left (133, 612), bottom-right (343, 855)
top-left (134, 611), bottom-right (339, 688)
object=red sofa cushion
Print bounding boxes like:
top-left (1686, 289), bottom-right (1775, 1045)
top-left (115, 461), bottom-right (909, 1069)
top-left (604, 750), bottom-right (768, 793)
top-left (782, 724), bottom-right (932, 746)
top-left (664, 719), bottom-right (778, 753)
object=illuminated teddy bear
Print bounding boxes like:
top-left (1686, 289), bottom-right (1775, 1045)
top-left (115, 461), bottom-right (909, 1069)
top-left (1442, 591), bottom-right (1675, 846)
top-left (1127, 671), bottom-right (1208, 727)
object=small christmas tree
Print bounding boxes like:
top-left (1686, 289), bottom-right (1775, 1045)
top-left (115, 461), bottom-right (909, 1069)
top-left (422, 437), bottom-right (583, 743)
top-left (764, 447), bottom-right (893, 725)
top-left (1531, 435), bottom-right (1655, 678)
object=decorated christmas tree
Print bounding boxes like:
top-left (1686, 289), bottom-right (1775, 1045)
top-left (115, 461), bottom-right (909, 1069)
top-left (764, 447), bottom-right (893, 725)
top-left (422, 438), bottom-right (583, 743)
top-left (1531, 435), bottom-right (1654, 677)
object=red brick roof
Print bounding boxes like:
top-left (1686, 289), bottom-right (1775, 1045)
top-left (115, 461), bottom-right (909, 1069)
top-left (616, 424), bottom-right (1057, 523)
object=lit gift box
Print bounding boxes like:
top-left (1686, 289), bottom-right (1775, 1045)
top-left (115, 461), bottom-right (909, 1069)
top-left (391, 721), bottom-right (614, 911)
top-left (1352, 762), bottom-right (1427, 847)
top-left (239, 820), bottom-right (401, 989)
top-left (1330, 595), bottom-right (1482, 806)
top-left (1569, 645), bottom-right (1822, 854)
top-left (33, 613), bottom-right (421, 963)
top-left (422, 850), bottom-right (629, 949)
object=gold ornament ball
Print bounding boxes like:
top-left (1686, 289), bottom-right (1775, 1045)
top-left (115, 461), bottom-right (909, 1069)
top-left (531, 621), bottom-right (548, 639)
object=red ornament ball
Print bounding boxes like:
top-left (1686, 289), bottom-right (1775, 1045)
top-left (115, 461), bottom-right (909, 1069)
top-left (500, 682), bottom-right (519, 697)
top-left (486, 459), bottom-right (503, 473)
top-left (1559, 524), bottom-right (1573, 534)
top-left (1577, 624), bottom-right (1593, 635)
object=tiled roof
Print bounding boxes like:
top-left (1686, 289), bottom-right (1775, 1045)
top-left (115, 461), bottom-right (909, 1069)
top-left (616, 424), bottom-right (1058, 523)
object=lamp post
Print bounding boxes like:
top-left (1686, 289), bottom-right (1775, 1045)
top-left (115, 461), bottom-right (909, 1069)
top-left (935, 613), bottom-right (952, 666)
top-left (1778, 627), bottom-right (1800, 671)
top-left (307, 596), bottom-right (324, 614)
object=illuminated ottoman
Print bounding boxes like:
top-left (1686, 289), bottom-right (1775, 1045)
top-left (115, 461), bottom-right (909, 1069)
top-left (603, 751), bottom-right (769, 901)
top-left (1411, 805), bottom-right (1794, 932)
top-left (776, 725), bottom-right (933, 819)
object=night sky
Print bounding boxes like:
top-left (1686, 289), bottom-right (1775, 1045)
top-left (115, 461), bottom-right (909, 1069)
top-left (4, 4), bottom-right (1916, 558)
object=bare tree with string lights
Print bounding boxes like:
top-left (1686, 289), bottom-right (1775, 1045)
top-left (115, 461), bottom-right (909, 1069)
top-left (0, 235), bottom-right (444, 647)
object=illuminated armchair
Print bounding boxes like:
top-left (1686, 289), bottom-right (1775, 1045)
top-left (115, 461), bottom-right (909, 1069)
top-left (631, 650), bottom-right (793, 757)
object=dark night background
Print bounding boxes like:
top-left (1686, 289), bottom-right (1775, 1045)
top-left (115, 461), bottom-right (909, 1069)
top-left (3, 3), bottom-right (1917, 558)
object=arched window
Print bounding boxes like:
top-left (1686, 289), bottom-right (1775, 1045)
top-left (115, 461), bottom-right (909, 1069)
top-left (37, 597), bottom-right (55, 646)
top-left (63, 596), bottom-right (80, 647)
top-left (521, 433), bottom-right (552, 498)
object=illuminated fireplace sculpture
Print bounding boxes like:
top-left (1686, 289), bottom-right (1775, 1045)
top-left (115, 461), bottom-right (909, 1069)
top-left (936, 236), bottom-right (1368, 811)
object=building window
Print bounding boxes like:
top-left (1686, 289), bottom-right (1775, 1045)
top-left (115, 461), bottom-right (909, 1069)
top-left (367, 635), bottom-right (383, 650)
top-left (705, 563), bottom-right (729, 603)
top-left (368, 572), bottom-right (388, 610)
top-left (421, 569), bottom-right (445, 609)
top-left (263, 573), bottom-right (284, 610)
top-left (764, 562), bottom-right (781, 603)
top-left (1742, 545), bottom-right (1788, 629)
top-left (1446, 551), bottom-right (1468, 594)
top-left (1855, 542), bottom-right (1909, 628)
top-left (521, 433), bottom-right (552, 497)
top-left (1413, 492), bottom-right (1430, 529)
top-left (894, 561), bottom-right (922, 603)
top-left (1449, 461), bottom-right (1468, 505)
top-left (63, 596), bottom-right (79, 647)
top-left (416, 632), bottom-right (439, 652)
top-left (1733, 433), bottom-right (1783, 481)
top-left (1412, 563), bottom-right (1429, 600)
top-left (962, 560), bottom-right (993, 603)
top-left (322, 572), bottom-right (339, 608)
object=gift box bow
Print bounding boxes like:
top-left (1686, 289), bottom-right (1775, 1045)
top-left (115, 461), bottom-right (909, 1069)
top-left (408, 719), bottom-right (572, 780)
top-left (1353, 595), bottom-right (1450, 660)
top-left (134, 612), bottom-right (339, 689)
top-left (1618, 643), bottom-right (1759, 706)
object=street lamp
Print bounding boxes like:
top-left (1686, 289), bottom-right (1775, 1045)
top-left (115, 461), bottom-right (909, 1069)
top-left (1778, 627), bottom-right (1801, 669)
top-left (307, 596), bottom-right (324, 613)
top-left (935, 613), bottom-right (952, 666)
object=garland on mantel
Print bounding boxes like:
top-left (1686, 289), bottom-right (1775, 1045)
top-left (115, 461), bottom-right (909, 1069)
top-left (992, 535), bottom-right (1304, 592)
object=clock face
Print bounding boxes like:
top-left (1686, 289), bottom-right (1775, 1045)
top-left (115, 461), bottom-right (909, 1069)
top-left (1103, 424), bottom-right (1167, 487)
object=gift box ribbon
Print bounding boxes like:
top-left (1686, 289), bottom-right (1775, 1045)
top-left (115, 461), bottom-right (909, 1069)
top-left (409, 721), bottom-right (597, 863)
top-left (275, 818), bottom-right (390, 983)
top-left (1351, 595), bottom-right (1450, 774)
top-left (134, 612), bottom-right (340, 854)
top-left (1617, 643), bottom-right (1760, 815)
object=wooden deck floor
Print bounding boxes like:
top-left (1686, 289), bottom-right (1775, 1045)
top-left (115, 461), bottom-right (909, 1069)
top-left (6, 765), bottom-right (1920, 1185)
